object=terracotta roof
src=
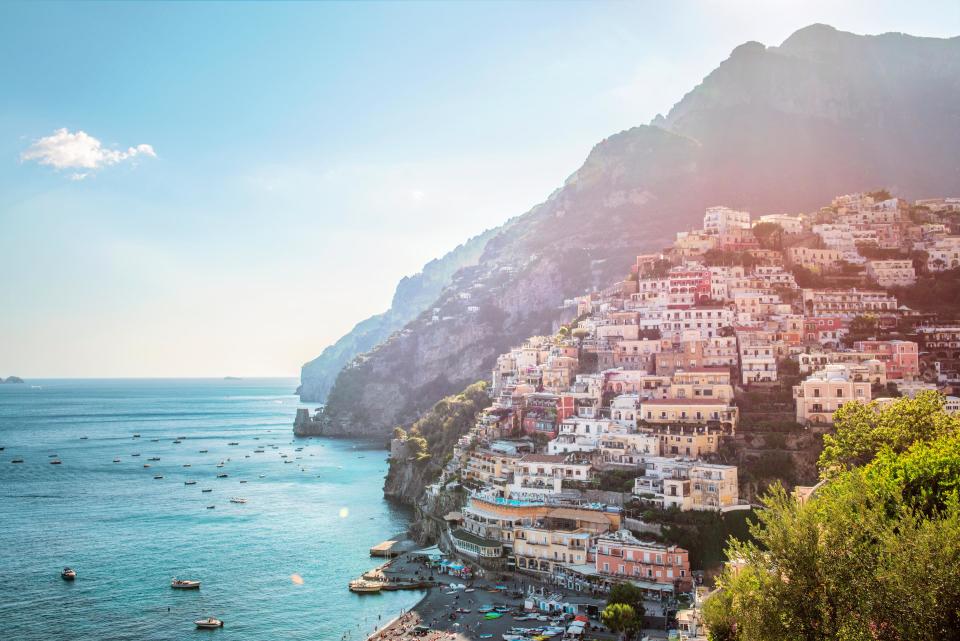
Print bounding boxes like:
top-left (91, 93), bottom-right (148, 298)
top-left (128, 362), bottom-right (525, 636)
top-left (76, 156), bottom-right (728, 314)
top-left (520, 453), bottom-right (568, 463)
top-left (547, 507), bottom-right (613, 524)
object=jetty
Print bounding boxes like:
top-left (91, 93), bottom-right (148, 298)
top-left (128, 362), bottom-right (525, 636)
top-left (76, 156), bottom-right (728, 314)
top-left (369, 534), bottom-right (418, 558)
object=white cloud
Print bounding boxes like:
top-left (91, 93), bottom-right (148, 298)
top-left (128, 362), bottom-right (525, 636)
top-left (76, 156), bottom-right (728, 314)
top-left (21, 128), bottom-right (156, 179)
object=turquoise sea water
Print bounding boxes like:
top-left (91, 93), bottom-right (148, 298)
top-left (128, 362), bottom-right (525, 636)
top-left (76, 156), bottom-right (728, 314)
top-left (0, 378), bottom-right (422, 640)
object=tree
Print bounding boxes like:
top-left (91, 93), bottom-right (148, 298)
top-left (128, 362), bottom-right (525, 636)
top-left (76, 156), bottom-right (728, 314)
top-left (752, 222), bottom-right (784, 250)
top-left (706, 397), bottom-right (960, 641)
top-left (392, 426), bottom-right (407, 441)
top-left (608, 582), bottom-right (647, 621)
top-left (601, 602), bottom-right (641, 640)
top-left (818, 391), bottom-right (960, 476)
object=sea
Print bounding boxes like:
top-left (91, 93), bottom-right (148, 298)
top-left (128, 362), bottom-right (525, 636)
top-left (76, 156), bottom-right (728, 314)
top-left (0, 378), bottom-right (423, 640)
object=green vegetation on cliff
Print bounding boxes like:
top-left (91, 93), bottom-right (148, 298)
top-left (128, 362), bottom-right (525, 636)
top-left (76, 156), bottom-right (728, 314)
top-left (403, 380), bottom-right (491, 467)
top-left (384, 381), bottom-right (491, 505)
top-left (704, 394), bottom-right (960, 640)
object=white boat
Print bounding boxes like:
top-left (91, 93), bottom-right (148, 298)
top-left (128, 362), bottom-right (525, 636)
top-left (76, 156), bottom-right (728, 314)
top-left (171, 578), bottom-right (201, 589)
top-left (195, 617), bottom-right (223, 629)
top-left (348, 579), bottom-right (382, 593)
top-left (229, 497), bottom-right (247, 504)
top-left (61, 567), bottom-right (76, 580)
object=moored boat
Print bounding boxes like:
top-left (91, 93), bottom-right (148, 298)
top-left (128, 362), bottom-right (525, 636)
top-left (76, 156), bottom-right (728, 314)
top-left (171, 578), bottom-right (201, 589)
top-left (61, 567), bottom-right (76, 580)
top-left (229, 497), bottom-right (247, 504)
top-left (217, 473), bottom-right (228, 478)
top-left (49, 459), bottom-right (62, 465)
top-left (194, 617), bottom-right (223, 629)
top-left (348, 579), bottom-right (382, 593)
top-left (185, 480), bottom-right (197, 485)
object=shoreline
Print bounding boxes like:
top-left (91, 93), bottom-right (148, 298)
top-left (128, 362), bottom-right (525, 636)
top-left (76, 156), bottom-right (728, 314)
top-left (364, 589), bottom-right (431, 641)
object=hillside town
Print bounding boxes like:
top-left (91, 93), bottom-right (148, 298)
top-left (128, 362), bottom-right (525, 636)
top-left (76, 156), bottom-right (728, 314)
top-left (382, 191), bottom-right (960, 639)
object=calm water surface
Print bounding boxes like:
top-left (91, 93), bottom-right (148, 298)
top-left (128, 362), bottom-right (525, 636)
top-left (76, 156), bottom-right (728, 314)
top-left (0, 378), bottom-right (422, 640)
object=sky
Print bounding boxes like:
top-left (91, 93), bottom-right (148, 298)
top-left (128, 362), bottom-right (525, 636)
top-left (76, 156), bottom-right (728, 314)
top-left (2, 1), bottom-right (958, 378)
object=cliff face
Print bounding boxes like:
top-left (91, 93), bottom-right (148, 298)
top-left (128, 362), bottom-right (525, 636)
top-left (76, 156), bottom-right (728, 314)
top-left (312, 25), bottom-right (960, 439)
top-left (298, 228), bottom-right (498, 402)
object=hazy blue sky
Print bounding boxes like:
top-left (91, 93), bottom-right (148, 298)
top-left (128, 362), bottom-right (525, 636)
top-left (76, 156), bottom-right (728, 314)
top-left (2, 1), bottom-right (958, 377)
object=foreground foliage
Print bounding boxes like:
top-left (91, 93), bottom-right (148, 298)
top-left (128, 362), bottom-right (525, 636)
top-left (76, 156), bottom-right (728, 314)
top-left (704, 394), bottom-right (960, 640)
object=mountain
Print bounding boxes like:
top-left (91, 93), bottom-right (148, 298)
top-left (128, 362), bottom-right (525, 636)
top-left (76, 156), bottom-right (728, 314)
top-left (298, 228), bottom-right (497, 402)
top-left (307, 24), bottom-right (960, 438)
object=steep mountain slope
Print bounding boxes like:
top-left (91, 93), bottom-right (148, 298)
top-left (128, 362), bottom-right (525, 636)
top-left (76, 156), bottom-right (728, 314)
top-left (298, 228), bottom-right (497, 402)
top-left (310, 24), bottom-right (960, 437)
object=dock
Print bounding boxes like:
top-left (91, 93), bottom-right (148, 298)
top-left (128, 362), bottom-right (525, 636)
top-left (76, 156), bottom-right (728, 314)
top-left (369, 534), bottom-right (418, 558)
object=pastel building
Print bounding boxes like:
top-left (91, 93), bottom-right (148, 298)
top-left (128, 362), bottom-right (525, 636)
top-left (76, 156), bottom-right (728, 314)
top-left (793, 363), bottom-right (873, 424)
top-left (594, 530), bottom-right (693, 593)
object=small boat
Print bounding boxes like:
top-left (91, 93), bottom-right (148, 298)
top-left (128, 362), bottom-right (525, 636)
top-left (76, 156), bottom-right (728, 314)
top-left (151, 439), bottom-right (159, 442)
top-left (217, 473), bottom-right (228, 478)
top-left (183, 464), bottom-right (191, 468)
top-left (283, 460), bottom-right (292, 464)
top-left (131, 453), bottom-right (141, 457)
top-left (185, 480), bottom-right (197, 485)
top-left (171, 578), bottom-right (201, 590)
top-left (133, 434), bottom-right (141, 438)
top-left (173, 440), bottom-right (182, 444)
top-left (228, 442), bottom-right (239, 446)
top-left (143, 464), bottom-right (151, 468)
top-left (113, 458), bottom-right (121, 463)
top-left (201, 488), bottom-right (212, 493)
top-left (61, 567), bottom-right (76, 580)
top-left (199, 450), bottom-right (208, 454)
top-left (254, 450), bottom-right (264, 453)
top-left (195, 617), bottom-right (223, 629)
top-left (80, 437), bottom-right (88, 440)
top-left (153, 475), bottom-right (163, 479)
top-left (48, 454), bottom-right (58, 457)
top-left (49, 459), bottom-right (62, 465)
top-left (0, 447), bottom-right (5, 451)
top-left (205, 505), bottom-right (215, 510)
top-left (239, 480), bottom-right (247, 483)
top-left (280, 454), bottom-right (288, 458)
top-left (349, 579), bottom-right (382, 593)
top-left (177, 436), bottom-right (187, 440)
top-left (216, 463), bottom-right (224, 468)
top-left (11, 458), bottom-right (23, 464)
top-left (229, 497), bottom-right (247, 504)
top-left (148, 457), bottom-right (160, 461)
top-left (258, 474), bottom-right (265, 478)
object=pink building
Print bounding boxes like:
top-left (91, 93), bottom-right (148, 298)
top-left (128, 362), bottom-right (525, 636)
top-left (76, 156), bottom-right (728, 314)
top-left (853, 340), bottom-right (920, 380)
top-left (668, 266), bottom-right (712, 302)
top-left (594, 530), bottom-right (692, 593)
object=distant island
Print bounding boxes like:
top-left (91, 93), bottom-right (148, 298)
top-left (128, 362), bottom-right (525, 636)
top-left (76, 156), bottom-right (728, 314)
top-left (223, 376), bottom-right (243, 380)
top-left (1, 376), bottom-right (24, 384)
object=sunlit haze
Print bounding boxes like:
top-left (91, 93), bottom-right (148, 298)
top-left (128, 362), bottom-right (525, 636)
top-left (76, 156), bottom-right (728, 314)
top-left (2, 0), bottom-right (958, 377)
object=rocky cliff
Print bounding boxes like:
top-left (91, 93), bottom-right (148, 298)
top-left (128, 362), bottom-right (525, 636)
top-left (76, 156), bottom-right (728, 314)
top-left (298, 227), bottom-right (498, 402)
top-left (382, 382), bottom-right (490, 543)
top-left (311, 24), bottom-right (960, 439)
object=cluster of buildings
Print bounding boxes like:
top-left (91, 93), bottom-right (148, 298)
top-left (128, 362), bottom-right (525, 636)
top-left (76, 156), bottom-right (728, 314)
top-left (399, 192), bottom-right (960, 600)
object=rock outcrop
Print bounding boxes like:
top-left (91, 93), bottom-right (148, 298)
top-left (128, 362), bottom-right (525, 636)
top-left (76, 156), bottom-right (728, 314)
top-left (1, 376), bottom-right (24, 384)
top-left (309, 25), bottom-right (960, 439)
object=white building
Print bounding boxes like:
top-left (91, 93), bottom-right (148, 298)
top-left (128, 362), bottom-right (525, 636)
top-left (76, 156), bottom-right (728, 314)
top-left (866, 259), bottom-right (916, 287)
top-left (703, 206), bottom-right (751, 235)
